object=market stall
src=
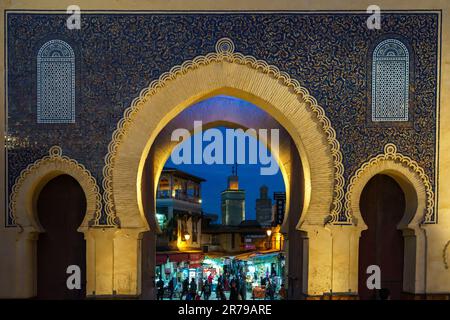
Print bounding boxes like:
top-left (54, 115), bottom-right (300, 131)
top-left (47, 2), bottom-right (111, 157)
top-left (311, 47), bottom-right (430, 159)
top-left (237, 251), bottom-right (285, 299)
top-left (155, 252), bottom-right (205, 299)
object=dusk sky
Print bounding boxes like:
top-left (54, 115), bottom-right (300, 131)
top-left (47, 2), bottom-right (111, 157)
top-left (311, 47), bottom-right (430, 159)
top-left (165, 126), bottom-right (285, 221)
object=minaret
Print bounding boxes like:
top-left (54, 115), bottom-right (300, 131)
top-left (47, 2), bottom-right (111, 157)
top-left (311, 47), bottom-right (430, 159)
top-left (227, 164), bottom-right (239, 190)
top-left (256, 185), bottom-right (273, 226)
top-left (221, 164), bottom-right (246, 225)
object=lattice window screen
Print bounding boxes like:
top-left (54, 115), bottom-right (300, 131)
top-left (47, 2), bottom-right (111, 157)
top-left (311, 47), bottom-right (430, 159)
top-left (37, 40), bottom-right (75, 123)
top-left (372, 39), bottom-right (409, 122)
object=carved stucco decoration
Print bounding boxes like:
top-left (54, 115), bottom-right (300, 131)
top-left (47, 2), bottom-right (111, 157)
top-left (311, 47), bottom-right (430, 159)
top-left (345, 143), bottom-right (435, 226)
top-left (102, 38), bottom-right (347, 227)
top-left (9, 146), bottom-right (102, 231)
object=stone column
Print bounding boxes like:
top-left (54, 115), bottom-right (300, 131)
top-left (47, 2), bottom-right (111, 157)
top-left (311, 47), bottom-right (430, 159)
top-left (0, 227), bottom-right (38, 298)
top-left (329, 225), bottom-right (363, 296)
top-left (83, 227), bottom-right (145, 298)
top-left (83, 227), bottom-right (115, 297)
top-left (422, 223), bottom-right (450, 295)
top-left (300, 224), bottom-right (364, 299)
top-left (300, 224), bottom-right (332, 297)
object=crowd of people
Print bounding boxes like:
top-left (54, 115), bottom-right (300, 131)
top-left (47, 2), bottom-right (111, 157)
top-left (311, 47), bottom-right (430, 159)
top-left (156, 272), bottom-right (286, 300)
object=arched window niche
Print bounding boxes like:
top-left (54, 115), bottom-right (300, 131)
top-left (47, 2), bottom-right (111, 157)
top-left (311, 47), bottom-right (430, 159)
top-left (37, 39), bottom-right (75, 123)
top-left (371, 38), bottom-right (410, 122)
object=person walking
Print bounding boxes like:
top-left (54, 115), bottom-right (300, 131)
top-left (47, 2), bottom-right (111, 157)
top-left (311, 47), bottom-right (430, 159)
top-left (224, 277), bottom-right (229, 291)
top-left (197, 277), bottom-right (204, 295)
top-left (239, 275), bottom-right (247, 300)
top-left (156, 276), bottom-right (165, 300)
top-left (181, 277), bottom-right (189, 300)
top-left (216, 282), bottom-right (226, 300)
top-left (269, 280), bottom-right (276, 300)
top-left (202, 280), bottom-right (211, 300)
top-left (208, 273), bottom-right (213, 285)
top-left (168, 278), bottom-right (175, 300)
top-left (265, 279), bottom-right (273, 300)
top-left (189, 278), bottom-right (197, 300)
top-left (278, 283), bottom-right (287, 300)
top-left (229, 279), bottom-right (239, 301)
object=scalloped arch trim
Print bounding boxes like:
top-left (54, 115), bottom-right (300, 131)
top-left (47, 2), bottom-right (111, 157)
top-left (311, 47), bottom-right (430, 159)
top-left (102, 38), bottom-right (347, 227)
top-left (9, 146), bottom-right (102, 230)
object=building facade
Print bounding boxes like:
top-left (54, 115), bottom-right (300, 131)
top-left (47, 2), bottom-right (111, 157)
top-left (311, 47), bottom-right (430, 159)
top-left (256, 186), bottom-right (273, 226)
top-left (273, 192), bottom-right (286, 226)
top-left (202, 220), bottom-right (273, 254)
top-left (1, 0), bottom-right (450, 300)
top-left (155, 168), bottom-right (204, 251)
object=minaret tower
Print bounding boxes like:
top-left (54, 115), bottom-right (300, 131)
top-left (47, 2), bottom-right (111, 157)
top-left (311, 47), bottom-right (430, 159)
top-left (221, 164), bottom-right (246, 225)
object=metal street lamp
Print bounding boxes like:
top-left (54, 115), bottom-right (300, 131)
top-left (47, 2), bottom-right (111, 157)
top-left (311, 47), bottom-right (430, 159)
top-left (266, 229), bottom-right (273, 250)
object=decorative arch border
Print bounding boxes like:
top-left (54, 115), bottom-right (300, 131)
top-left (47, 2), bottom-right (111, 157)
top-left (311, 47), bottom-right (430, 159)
top-left (102, 38), bottom-right (347, 227)
top-left (344, 143), bottom-right (435, 226)
top-left (9, 146), bottom-right (102, 231)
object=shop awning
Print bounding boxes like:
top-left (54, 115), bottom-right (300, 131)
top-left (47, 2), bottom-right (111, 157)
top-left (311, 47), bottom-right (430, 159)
top-left (156, 252), bottom-right (190, 265)
top-left (156, 251), bottom-right (205, 265)
top-left (250, 252), bottom-right (281, 264)
top-left (204, 252), bottom-right (229, 259)
top-left (225, 250), bottom-right (283, 263)
top-left (156, 255), bottom-right (168, 265)
top-left (189, 252), bottom-right (204, 268)
top-left (203, 250), bottom-right (282, 263)
top-left (189, 253), bottom-right (203, 261)
top-left (233, 252), bottom-right (257, 261)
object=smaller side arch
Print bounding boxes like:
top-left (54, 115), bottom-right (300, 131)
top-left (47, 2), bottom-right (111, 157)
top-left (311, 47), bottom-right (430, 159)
top-left (345, 143), bottom-right (435, 228)
top-left (345, 143), bottom-right (435, 295)
top-left (6, 146), bottom-right (102, 298)
top-left (9, 146), bottom-right (102, 233)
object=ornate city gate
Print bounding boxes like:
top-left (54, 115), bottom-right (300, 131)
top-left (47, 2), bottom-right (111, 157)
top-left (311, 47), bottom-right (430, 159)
top-left (1, 8), bottom-right (446, 299)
